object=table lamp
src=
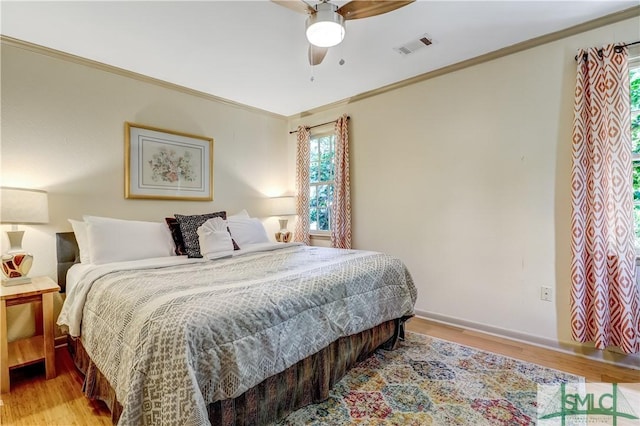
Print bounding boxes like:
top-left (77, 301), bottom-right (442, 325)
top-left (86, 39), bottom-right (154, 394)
top-left (1, 187), bottom-right (49, 286)
top-left (270, 196), bottom-right (296, 243)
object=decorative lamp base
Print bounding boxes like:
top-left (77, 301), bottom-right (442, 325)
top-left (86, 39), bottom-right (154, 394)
top-left (1, 252), bottom-right (33, 283)
top-left (275, 232), bottom-right (292, 243)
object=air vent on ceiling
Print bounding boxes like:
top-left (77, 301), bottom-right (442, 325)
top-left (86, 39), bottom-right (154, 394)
top-left (393, 34), bottom-right (433, 56)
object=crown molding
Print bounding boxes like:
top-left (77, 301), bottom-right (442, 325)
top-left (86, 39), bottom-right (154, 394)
top-left (288, 5), bottom-right (640, 119)
top-left (0, 35), bottom-right (287, 121)
top-left (2, 4), bottom-right (638, 121)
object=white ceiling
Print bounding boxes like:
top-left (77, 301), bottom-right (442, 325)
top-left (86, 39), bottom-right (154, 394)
top-left (1, 1), bottom-right (638, 116)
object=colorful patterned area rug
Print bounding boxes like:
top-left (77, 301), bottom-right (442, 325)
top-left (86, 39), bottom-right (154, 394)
top-left (274, 332), bottom-right (582, 425)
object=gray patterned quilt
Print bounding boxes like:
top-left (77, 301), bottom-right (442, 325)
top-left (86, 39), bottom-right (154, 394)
top-left (58, 244), bottom-right (417, 425)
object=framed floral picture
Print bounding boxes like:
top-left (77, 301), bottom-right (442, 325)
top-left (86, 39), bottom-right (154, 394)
top-left (125, 122), bottom-right (213, 200)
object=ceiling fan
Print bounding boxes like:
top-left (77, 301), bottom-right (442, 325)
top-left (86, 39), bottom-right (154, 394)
top-left (273, 0), bottom-right (415, 65)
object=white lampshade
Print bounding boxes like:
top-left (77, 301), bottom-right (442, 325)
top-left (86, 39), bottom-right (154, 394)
top-left (270, 196), bottom-right (296, 217)
top-left (1, 187), bottom-right (49, 224)
top-left (1, 187), bottom-right (49, 284)
top-left (306, 2), bottom-right (345, 48)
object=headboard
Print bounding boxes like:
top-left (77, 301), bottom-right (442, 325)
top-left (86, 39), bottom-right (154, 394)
top-left (56, 232), bottom-right (79, 293)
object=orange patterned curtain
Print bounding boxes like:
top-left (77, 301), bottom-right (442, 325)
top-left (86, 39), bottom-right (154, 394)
top-left (331, 114), bottom-right (352, 249)
top-left (294, 125), bottom-right (311, 245)
top-left (571, 44), bottom-right (640, 353)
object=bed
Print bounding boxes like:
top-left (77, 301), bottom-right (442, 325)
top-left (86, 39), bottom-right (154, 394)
top-left (56, 216), bottom-right (417, 426)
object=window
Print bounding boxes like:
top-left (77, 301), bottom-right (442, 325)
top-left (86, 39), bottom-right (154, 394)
top-left (309, 133), bottom-right (336, 233)
top-left (631, 59), bottom-right (640, 246)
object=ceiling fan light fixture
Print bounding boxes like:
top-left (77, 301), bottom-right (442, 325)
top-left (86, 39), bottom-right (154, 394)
top-left (306, 2), bottom-right (345, 48)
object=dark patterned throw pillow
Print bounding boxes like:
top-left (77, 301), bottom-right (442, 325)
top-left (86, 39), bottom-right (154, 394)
top-left (174, 211), bottom-right (240, 258)
top-left (165, 217), bottom-right (187, 256)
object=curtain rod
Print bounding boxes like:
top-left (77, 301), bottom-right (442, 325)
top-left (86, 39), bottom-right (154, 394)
top-left (574, 40), bottom-right (640, 61)
top-left (289, 116), bottom-right (350, 134)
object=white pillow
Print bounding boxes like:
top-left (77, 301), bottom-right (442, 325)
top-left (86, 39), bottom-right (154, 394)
top-left (83, 216), bottom-right (175, 265)
top-left (227, 216), bottom-right (270, 247)
top-left (68, 219), bottom-right (91, 264)
top-left (229, 209), bottom-right (251, 219)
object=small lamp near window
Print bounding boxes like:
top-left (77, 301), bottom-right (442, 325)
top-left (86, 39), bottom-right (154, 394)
top-left (0, 187), bottom-right (49, 286)
top-left (270, 196), bottom-right (296, 243)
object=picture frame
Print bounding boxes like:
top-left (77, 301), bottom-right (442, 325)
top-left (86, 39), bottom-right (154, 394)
top-left (125, 122), bottom-right (214, 201)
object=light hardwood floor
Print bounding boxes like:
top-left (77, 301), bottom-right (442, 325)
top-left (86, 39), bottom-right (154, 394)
top-left (0, 343), bottom-right (111, 425)
top-left (1, 317), bottom-right (638, 425)
top-left (406, 317), bottom-right (639, 383)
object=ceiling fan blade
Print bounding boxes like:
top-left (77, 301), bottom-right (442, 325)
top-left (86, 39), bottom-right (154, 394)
top-left (308, 45), bottom-right (328, 66)
top-left (337, 0), bottom-right (414, 20)
top-left (271, 0), bottom-right (315, 15)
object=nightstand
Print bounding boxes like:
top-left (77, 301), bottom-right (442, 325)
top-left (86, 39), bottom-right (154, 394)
top-left (0, 276), bottom-right (60, 393)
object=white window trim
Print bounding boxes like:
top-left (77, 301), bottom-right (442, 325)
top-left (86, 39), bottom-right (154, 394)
top-left (310, 232), bottom-right (331, 240)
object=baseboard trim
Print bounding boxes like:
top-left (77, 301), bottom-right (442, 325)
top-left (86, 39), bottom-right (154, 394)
top-left (414, 310), bottom-right (640, 371)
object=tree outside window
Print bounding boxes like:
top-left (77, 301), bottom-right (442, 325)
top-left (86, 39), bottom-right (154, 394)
top-left (309, 134), bottom-right (336, 232)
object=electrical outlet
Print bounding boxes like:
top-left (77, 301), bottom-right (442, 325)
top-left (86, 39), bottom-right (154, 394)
top-left (541, 286), bottom-right (552, 302)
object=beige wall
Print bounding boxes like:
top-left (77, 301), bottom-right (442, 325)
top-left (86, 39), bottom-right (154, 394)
top-left (2, 15), bottom-right (639, 365)
top-left (1, 42), bottom-right (291, 341)
top-left (289, 17), bottom-right (640, 364)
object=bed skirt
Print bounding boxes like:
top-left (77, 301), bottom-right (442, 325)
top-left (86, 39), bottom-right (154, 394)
top-left (67, 316), bottom-right (410, 425)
